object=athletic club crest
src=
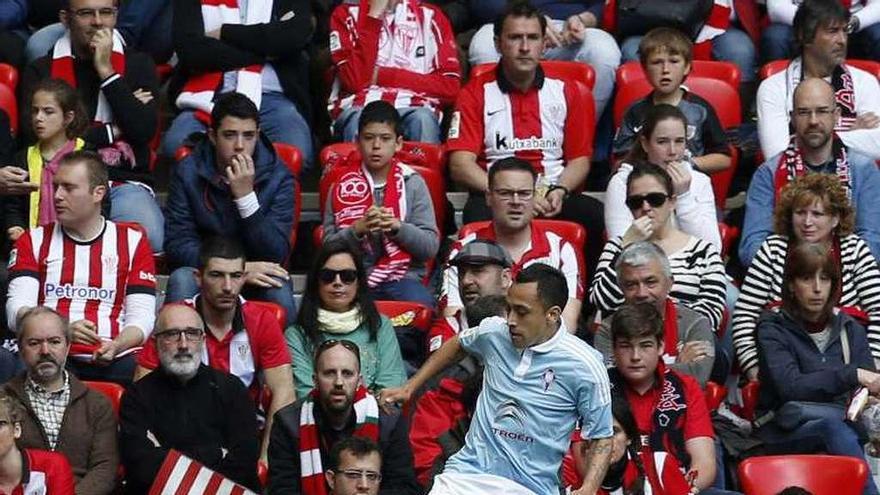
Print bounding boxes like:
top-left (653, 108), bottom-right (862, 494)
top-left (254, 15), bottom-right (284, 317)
top-left (541, 368), bottom-right (556, 392)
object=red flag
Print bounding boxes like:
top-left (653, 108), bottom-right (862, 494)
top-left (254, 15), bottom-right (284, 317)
top-left (148, 450), bottom-right (257, 495)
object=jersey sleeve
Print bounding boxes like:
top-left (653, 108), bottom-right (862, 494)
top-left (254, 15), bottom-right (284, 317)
top-left (563, 80), bottom-right (594, 160)
top-left (577, 354), bottom-right (613, 440)
top-left (251, 305), bottom-right (292, 370)
top-left (8, 229), bottom-right (39, 279)
top-left (699, 99), bottom-right (730, 157)
top-left (446, 80), bottom-right (485, 154)
top-left (427, 316), bottom-right (457, 354)
top-left (125, 226), bottom-right (157, 295)
top-left (136, 337), bottom-right (160, 369)
top-left (682, 373), bottom-right (715, 440)
top-left (457, 315), bottom-right (505, 360)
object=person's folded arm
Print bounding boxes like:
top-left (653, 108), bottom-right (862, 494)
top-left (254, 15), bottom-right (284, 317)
top-left (173, 0), bottom-right (264, 74)
top-left (220, 0), bottom-right (314, 58)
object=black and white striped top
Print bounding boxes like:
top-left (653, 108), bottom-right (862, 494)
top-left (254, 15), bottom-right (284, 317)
top-left (589, 236), bottom-right (727, 329)
top-left (732, 234), bottom-right (880, 373)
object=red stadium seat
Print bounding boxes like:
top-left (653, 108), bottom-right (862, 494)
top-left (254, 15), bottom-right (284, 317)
top-left (738, 455), bottom-right (868, 495)
top-left (319, 141), bottom-right (445, 173)
top-left (375, 300), bottom-right (434, 333)
top-left (718, 222), bottom-right (740, 258)
top-left (246, 300), bottom-right (287, 331)
top-left (0, 63), bottom-right (18, 92)
top-left (0, 84), bottom-right (17, 137)
top-left (740, 380), bottom-right (760, 422)
top-left (760, 58), bottom-right (880, 81)
top-left (616, 60), bottom-right (741, 89)
top-left (612, 73), bottom-right (740, 210)
top-left (173, 142), bottom-right (302, 261)
top-left (470, 60), bottom-right (596, 91)
top-left (703, 381), bottom-right (727, 412)
top-left (83, 380), bottom-right (125, 418)
top-left (458, 219), bottom-right (588, 278)
top-left (258, 460), bottom-right (268, 488)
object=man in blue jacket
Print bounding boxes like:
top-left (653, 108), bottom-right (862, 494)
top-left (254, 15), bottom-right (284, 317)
top-left (164, 92), bottom-right (298, 324)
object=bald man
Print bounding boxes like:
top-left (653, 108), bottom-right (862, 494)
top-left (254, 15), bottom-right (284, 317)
top-left (740, 77), bottom-right (880, 265)
top-left (119, 304), bottom-right (260, 493)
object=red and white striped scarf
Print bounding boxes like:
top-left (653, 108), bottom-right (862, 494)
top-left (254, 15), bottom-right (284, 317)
top-left (331, 153), bottom-right (412, 287)
top-left (299, 386), bottom-right (379, 495)
top-left (50, 30), bottom-right (126, 124)
top-left (774, 134), bottom-right (851, 201)
top-left (175, 0), bottom-right (272, 118)
top-left (693, 0), bottom-right (732, 60)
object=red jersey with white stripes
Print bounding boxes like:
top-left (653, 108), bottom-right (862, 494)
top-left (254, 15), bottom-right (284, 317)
top-left (441, 222), bottom-right (584, 310)
top-left (327, 0), bottom-right (461, 119)
top-left (446, 64), bottom-right (594, 186)
top-left (8, 220), bottom-right (156, 339)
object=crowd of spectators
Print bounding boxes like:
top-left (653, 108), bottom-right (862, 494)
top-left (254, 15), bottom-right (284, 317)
top-left (0, 0), bottom-right (877, 493)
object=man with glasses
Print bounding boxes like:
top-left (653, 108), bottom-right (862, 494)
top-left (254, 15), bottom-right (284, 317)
top-left (326, 437), bottom-right (383, 495)
top-left (120, 304), bottom-right (260, 494)
top-left (4, 306), bottom-right (118, 495)
top-left (445, 1), bottom-right (605, 279)
top-left (757, 0), bottom-right (880, 162)
top-left (742, 76), bottom-right (880, 264)
top-left (266, 340), bottom-right (419, 495)
top-left (19, 0), bottom-right (164, 254)
top-left (442, 157), bottom-right (584, 331)
top-left (134, 237), bottom-right (294, 462)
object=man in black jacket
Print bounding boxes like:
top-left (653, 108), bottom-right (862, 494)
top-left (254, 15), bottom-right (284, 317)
top-left (19, 0), bottom-right (163, 253)
top-left (267, 340), bottom-right (420, 495)
top-left (162, 0), bottom-right (314, 171)
top-left (119, 304), bottom-right (260, 493)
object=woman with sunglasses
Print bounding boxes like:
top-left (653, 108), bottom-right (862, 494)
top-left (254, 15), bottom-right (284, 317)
top-left (591, 162), bottom-right (727, 330)
top-left (285, 239), bottom-right (406, 398)
top-left (733, 174), bottom-right (880, 382)
top-left (606, 104), bottom-right (721, 250)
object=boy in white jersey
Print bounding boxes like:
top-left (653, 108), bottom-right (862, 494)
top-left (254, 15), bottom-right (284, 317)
top-left (380, 264), bottom-right (613, 494)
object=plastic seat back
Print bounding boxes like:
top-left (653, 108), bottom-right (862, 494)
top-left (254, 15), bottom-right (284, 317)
top-left (375, 300), bottom-right (434, 333)
top-left (0, 63), bottom-right (18, 92)
top-left (760, 58), bottom-right (880, 81)
top-left (470, 60), bottom-right (596, 90)
top-left (617, 60), bottom-right (740, 88)
top-left (0, 84), bottom-right (17, 137)
top-left (83, 380), bottom-right (125, 419)
top-left (738, 455), bottom-right (868, 495)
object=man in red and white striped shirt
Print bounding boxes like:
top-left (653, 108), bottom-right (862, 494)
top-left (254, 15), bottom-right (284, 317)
top-left (7, 151), bottom-right (156, 383)
top-left (328, 0), bottom-right (461, 143)
top-left (446, 2), bottom-right (605, 279)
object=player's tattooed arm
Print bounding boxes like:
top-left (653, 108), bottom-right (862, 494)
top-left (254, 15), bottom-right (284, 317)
top-left (573, 436), bottom-right (613, 495)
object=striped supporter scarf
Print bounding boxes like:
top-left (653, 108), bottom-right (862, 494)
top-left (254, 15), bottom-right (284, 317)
top-left (175, 0), bottom-right (272, 120)
top-left (50, 30), bottom-right (125, 124)
top-left (331, 152), bottom-right (412, 288)
top-left (299, 386), bottom-right (379, 495)
top-left (774, 134), bottom-right (851, 202)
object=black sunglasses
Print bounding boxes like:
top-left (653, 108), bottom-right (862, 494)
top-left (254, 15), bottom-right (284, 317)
top-left (625, 192), bottom-right (670, 210)
top-left (314, 339), bottom-right (361, 364)
top-left (318, 268), bottom-right (358, 284)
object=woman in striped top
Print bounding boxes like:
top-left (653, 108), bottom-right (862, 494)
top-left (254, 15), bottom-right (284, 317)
top-left (732, 174), bottom-right (880, 381)
top-left (591, 162), bottom-right (727, 329)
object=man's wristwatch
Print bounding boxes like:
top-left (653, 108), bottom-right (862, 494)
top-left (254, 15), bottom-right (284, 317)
top-left (547, 185), bottom-right (570, 198)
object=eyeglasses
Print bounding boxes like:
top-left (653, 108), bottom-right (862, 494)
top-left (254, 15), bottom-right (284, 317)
top-left (72, 7), bottom-right (118, 19)
top-left (793, 108), bottom-right (835, 119)
top-left (336, 469), bottom-right (382, 483)
top-left (318, 268), bottom-right (357, 284)
top-left (625, 192), bottom-right (670, 210)
top-left (314, 339), bottom-right (361, 364)
top-left (153, 327), bottom-right (205, 343)
top-left (491, 188), bottom-right (535, 202)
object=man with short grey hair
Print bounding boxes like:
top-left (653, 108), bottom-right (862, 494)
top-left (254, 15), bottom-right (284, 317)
top-left (120, 304), bottom-right (260, 493)
top-left (593, 241), bottom-right (717, 386)
top-left (4, 306), bottom-right (119, 495)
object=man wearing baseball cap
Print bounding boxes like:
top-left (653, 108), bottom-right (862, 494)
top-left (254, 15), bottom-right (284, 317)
top-left (427, 240), bottom-right (513, 353)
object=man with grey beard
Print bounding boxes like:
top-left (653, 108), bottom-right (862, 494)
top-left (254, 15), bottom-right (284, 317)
top-left (119, 304), bottom-right (260, 493)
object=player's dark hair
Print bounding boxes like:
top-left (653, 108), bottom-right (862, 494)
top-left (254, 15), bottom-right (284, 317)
top-left (626, 160), bottom-right (675, 198)
top-left (793, 0), bottom-right (849, 52)
top-left (328, 436), bottom-right (381, 471)
top-left (494, 0), bottom-right (547, 38)
top-left (624, 104), bottom-right (688, 164)
top-left (488, 157), bottom-right (537, 189)
top-left (515, 264), bottom-right (568, 312)
top-left (198, 237), bottom-right (246, 270)
top-left (211, 92), bottom-right (260, 129)
top-left (611, 302), bottom-right (664, 345)
top-left (59, 150), bottom-right (108, 191)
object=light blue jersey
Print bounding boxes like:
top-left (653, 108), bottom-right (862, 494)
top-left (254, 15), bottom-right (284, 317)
top-left (444, 316), bottom-right (613, 494)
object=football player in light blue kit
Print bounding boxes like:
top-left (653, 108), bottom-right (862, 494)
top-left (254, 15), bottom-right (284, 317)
top-left (379, 264), bottom-right (613, 494)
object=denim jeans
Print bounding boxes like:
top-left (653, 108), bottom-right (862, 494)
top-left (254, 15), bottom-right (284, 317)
top-left (621, 27), bottom-right (756, 82)
top-left (24, 22), bottom-right (64, 63)
top-left (334, 106), bottom-right (441, 143)
top-left (109, 183), bottom-right (165, 253)
top-left (116, 0), bottom-right (173, 62)
top-left (161, 91), bottom-right (314, 173)
top-left (166, 266), bottom-right (298, 326)
top-left (468, 20), bottom-right (621, 120)
top-left (370, 278), bottom-right (436, 309)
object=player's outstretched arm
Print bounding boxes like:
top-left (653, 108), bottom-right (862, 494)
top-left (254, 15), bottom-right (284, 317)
top-left (378, 335), bottom-right (467, 413)
top-left (573, 436), bottom-right (613, 495)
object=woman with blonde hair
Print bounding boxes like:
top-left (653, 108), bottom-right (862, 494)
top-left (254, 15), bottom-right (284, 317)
top-left (733, 173), bottom-right (880, 381)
